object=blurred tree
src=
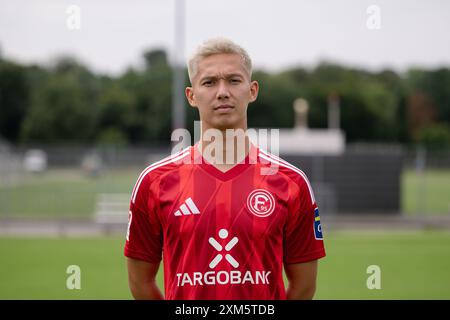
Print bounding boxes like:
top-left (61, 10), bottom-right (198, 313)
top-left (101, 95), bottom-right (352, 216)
top-left (406, 92), bottom-right (437, 142)
top-left (299, 63), bottom-right (400, 142)
top-left (20, 57), bottom-right (99, 143)
top-left (411, 69), bottom-right (450, 120)
top-left (248, 70), bottom-right (301, 129)
top-left (417, 123), bottom-right (450, 150)
top-left (375, 69), bottom-right (408, 142)
top-left (361, 81), bottom-right (398, 140)
top-left (96, 127), bottom-right (128, 146)
top-left (143, 49), bottom-right (168, 70)
top-left (405, 68), bottom-right (450, 144)
top-left (0, 61), bottom-right (29, 143)
top-left (0, 49), bottom-right (447, 147)
top-left (96, 83), bottom-right (135, 145)
top-left (119, 49), bottom-right (173, 144)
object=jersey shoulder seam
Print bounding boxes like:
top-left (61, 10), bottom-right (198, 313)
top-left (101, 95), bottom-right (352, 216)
top-left (131, 148), bottom-right (191, 203)
top-left (258, 149), bottom-right (316, 205)
top-left (258, 150), bottom-right (310, 188)
top-left (138, 148), bottom-right (190, 181)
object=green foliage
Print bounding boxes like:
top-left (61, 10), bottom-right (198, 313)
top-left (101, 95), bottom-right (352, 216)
top-left (96, 127), bottom-right (128, 146)
top-left (20, 73), bottom-right (97, 142)
top-left (96, 83), bottom-right (135, 145)
top-left (143, 48), bottom-right (168, 69)
top-left (406, 68), bottom-right (450, 123)
top-left (417, 123), bottom-right (450, 150)
top-left (0, 61), bottom-right (29, 142)
top-left (118, 50), bottom-right (173, 143)
top-left (20, 57), bottom-right (100, 143)
top-left (0, 51), bottom-right (449, 145)
top-left (249, 71), bottom-right (300, 128)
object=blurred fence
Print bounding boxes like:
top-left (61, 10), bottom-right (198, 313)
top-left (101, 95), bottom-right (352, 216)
top-left (3, 143), bottom-right (449, 170)
top-left (10, 144), bottom-right (171, 168)
top-left (285, 145), bottom-right (404, 215)
top-left (0, 143), bottom-right (449, 229)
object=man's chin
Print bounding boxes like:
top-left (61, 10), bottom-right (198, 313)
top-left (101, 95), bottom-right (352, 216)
top-left (200, 115), bottom-right (246, 132)
top-left (212, 121), bottom-right (243, 131)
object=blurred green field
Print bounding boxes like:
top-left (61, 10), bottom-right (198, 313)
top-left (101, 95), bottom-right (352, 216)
top-left (0, 168), bottom-right (137, 218)
top-left (0, 168), bottom-right (449, 218)
top-left (401, 169), bottom-right (450, 214)
top-left (1, 231), bottom-right (449, 299)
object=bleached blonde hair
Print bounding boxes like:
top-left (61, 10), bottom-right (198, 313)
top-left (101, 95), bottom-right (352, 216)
top-left (187, 37), bottom-right (253, 83)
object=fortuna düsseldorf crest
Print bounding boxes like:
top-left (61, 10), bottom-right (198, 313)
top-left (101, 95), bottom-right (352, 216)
top-left (246, 189), bottom-right (275, 217)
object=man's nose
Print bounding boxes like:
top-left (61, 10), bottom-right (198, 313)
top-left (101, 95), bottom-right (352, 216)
top-left (216, 80), bottom-right (230, 99)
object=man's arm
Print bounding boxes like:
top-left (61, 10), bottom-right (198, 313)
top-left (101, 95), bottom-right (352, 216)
top-left (127, 257), bottom-right (164, 300)
top-left (284, 260), bottom-right (318, 300)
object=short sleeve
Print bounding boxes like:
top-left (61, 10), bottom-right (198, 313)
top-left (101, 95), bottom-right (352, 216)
top-left (283, 176), bottom-right (326, 264)
top-left (124, 174), bottom-right (163, 263)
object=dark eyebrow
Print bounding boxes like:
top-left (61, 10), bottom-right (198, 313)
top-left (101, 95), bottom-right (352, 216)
top-left (199, 76), bottom-right (217, 82)
top-left (225, 73), bottom-right (245, 79)
top-left (199, 73), bottom-right (245, 82)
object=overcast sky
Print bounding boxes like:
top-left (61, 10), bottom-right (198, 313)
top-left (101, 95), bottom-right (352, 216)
top-left (1, 0), bottom-right (449, 75)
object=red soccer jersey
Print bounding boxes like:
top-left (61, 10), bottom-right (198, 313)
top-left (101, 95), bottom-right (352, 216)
top-left (124, 143), bottom-right (326, 300)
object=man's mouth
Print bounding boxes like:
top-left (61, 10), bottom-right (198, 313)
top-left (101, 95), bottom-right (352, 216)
top-left (214, 105), bottom-right (234, 111)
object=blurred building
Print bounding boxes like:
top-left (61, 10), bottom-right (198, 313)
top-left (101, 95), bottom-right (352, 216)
top-left (252, 96), bottom-right (403, 216)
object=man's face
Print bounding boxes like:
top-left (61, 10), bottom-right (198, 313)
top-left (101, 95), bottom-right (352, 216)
top-left (186, 53), bottom-right (259, 131)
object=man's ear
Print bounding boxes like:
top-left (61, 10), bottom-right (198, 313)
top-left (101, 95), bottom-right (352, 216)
top-left (185, 87), bottom-right (197, 107)
top-left (249, 80), bottom-right (259, 103)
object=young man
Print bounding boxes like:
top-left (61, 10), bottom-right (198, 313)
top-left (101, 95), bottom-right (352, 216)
top-left (124, 38), bottom-right (326, 300)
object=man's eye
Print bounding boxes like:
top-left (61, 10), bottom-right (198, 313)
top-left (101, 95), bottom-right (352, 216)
top-left (230, 79), bottom-right (241, 84)
top-left (202, 80), bottom-right (214, 86)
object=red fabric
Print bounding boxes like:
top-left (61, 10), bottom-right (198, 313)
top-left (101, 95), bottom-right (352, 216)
top-left (124, 144), bottom-right (326, 300)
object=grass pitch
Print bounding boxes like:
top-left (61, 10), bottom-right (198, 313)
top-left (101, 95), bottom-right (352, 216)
top-left (401, 169), bottom-right (450, 214)
top-left (1, 231), bottom-right (449, 299)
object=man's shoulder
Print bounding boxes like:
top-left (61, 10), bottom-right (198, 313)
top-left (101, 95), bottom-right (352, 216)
top-left (139, 147), bottom-right (191, 180)
top-left (130, 147), bottom-right (191, 202)
top-left (257, 148), bottom-right (316, 204)
top-left (257, 148), bottom-right (312, 188)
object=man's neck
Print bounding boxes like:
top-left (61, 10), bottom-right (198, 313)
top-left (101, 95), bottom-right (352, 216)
top-left (197, 128), bottom-right (251, 169)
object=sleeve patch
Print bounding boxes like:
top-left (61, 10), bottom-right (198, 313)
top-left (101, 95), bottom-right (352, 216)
top-left (314, 207), bottom-right (323, 240)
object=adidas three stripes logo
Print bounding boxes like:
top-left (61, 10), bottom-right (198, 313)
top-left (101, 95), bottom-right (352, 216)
top-left (174, 197), bottom-right (200, 216)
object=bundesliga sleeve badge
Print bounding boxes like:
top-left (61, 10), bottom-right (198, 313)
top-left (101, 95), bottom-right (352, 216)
top-left (314, 207), bottom-right (323, 240)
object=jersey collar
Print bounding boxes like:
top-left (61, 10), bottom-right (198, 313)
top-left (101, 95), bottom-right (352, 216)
top-left (192, 142), bottom-right (258, 181)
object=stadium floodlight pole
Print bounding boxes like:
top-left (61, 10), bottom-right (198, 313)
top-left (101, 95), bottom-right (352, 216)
top-left (172, 0), bottom-right (186, 148)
